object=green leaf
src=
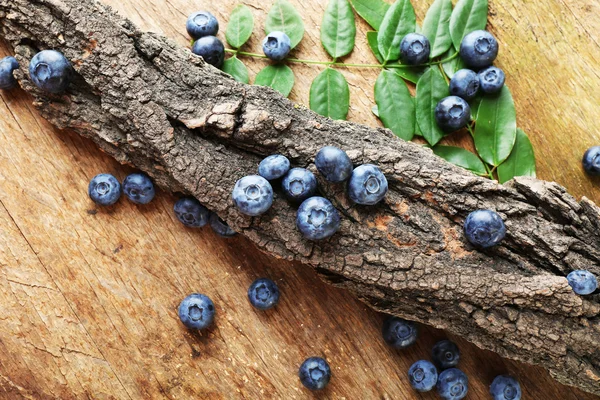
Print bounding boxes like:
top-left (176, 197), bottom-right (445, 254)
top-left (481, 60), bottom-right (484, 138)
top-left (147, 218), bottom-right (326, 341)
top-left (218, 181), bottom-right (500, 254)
top-left (470, 93), bottom-right (483, 120)
top-left (388, 65), bottom-right (425, 84)
top-left (374, 70), bottom-right (415, 140)
top-left (367, 31), bottom-right (384, 63)
top-left (222, 56), bottom-right (249, 84)
top-left (474, 86), bottom-right (517, 166)
top-left (321, 0), bottom-right (356, 59)
top-left (416, 68), bottom-right (448, 146)
top-left (372, 105), bottom-right (379, 117)
top-left (433, 146), bottom-right (487, 175)
top-left (265, 0), bottom-right (305, 49)
top-left (441, 46), bottom-right (466, 78)
top-left (377, 0), bottom-right (416, 62)
top-left (449, 0), bottom-right (488, 49)
top-left (255, 65), bottom-right (295, 97)
top-left (349, 0), bottom-right (390, 30)
top-left (497, 129), bottom-right (536, 183)
top-left (421, 0), bottom-right (453, 58)
top-left (226, 5), bottom-right (254, 49)
top-left (309, 68), bottom-right (350, 120)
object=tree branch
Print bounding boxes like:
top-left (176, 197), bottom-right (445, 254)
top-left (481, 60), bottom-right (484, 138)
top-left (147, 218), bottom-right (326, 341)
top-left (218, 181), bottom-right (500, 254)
top-left (1, 0), bottom-right (599, 394)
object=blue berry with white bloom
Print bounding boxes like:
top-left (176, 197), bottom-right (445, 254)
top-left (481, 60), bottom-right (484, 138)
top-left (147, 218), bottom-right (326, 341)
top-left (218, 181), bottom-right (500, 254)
top-left (382, 316), bottom-right (418, 349)
top-left (408, 360), bottom-right (438, 392)
top-left (315, 146), bottom-right (353, 182)
top-left (298, 357), bottom-right (331, 391)
top-left (449, 69), bottom-right (480, 101)
top-left (123, 173), bottom-right (155, 204)
top-left (400, 33), bottom-right (431, 65)
top-left (567, 270), bottom-right (598, 295)
top-left (178, 293), bottom-right (215, 330)
top-left (437, 368), bottom-right (469, 400)
top-left (478, 66), bottom-right (506, 94)
top-left (0, 56), bottom-right (19, 90)
top-left (464, 210), bottom-right (506, 248)
top-left (174, 197), bottom-right (209, 227)
top-left (435, 96), bottom-right (471, 132)
top-left (258, 155), bottom-right (290, 180)
top-left (88, 173), bottom-right (121, 206)
top-left (348, 164), bottom-right (388, 205)
top-left (192, 36), bottom-right (225, 68)
top-left (282, 168), bottom-right (317, 202)
top-left (296, 197), bottom-right (340, 240)
top-left (209, 213), bottom-right (236, 237)
top-left (186, 11), bottom-right (219, 40)
top-left (582, 146), bottom-right (600, 176)
top-left (490, 375), bottom-right (521, 400)
top-left (459, 30), bottom-right (498, 69)
top-left (262, 31), bottom-right (291, 61)
top-left (232, 175), bottom-right (274, 216)
top-left (432, 340), bottom-right (461, 369)
top-left (29, 50), bottom-right (72, 93)
top-left (248, 278), bottom-right (280, 310)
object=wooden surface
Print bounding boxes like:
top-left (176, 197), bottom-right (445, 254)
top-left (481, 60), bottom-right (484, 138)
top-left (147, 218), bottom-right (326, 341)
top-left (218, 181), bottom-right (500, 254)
top-left (0, 0), bottom-right (598, 399)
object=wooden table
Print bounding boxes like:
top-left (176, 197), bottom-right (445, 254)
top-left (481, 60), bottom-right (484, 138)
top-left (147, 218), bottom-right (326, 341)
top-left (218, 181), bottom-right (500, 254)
top-left (0, 0), bottom-right (597, 398)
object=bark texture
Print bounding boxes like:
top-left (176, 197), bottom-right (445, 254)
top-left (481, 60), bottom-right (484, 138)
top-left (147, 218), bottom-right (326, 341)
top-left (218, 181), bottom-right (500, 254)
top-left (1, 0), bottom-right (599, 394)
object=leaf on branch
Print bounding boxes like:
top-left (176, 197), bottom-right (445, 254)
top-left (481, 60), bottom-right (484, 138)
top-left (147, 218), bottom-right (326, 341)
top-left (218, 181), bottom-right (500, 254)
top-left (265, 0), bottom-right (305, 49)
top-left (497, 128), bottom-right (536, 183)
top-left (421, 0), bottom-right (453, 58)
top-left (374, 70), bottom-right (415, 141)
top-left (433, 145), bottom-right (487, 175)
top-left (349, 0), bottom-right (390, 31)
top-left (449, 0), bottom-right (488, 50)
top-left (321, 0), bottom-right (356, 59)
top-left (222, 56), bottom-right (249, 84)
top-left (377, 0), bottom-right (416, 62)
top-left (226, 5), bottom-right (254, 49)
top-left (255, 65), bottom-right (295, 97)
top-left (310, 68), bottom-right (350, 120)
top-left (416, 67), bottom-right (448, 146)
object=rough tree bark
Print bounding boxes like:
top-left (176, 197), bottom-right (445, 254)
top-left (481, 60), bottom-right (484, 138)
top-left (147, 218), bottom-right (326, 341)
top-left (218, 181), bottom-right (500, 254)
top-left (0, 0), bottom-right (599, 395)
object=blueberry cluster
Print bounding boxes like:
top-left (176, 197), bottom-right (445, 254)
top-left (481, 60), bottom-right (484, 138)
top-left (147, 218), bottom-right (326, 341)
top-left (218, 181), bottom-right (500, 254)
top-left (88, 172), bottom-right (155, 206)
top-left (232, 146), bottom-right (388, 241)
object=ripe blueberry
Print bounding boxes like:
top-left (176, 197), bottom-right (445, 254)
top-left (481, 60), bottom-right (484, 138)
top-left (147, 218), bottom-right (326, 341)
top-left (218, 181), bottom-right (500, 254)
top-left (0, 56), bottom-right (19, 90)
top-left (262, 31), bottom-right (291, 62)
top-left (408, 360), bottom-right (438, 392)
top-left (582, 146), bottom-right (600, 176)
top-left (174, 197), bottom-right (209, 227)
top-left (258, 154), bottom-right (290, 180)
top-left (298, 357), bottom-right (331, 391)
top-left (449, 69), bottom-right (480, 101)
top-left (464, 209), bottom-right (506, 248)
top-left (247, 278), bottom-right (280, 310)
top-left (209, 212), bottom-right (236, 237)
top-left (122, 173), bottom-right (155, 204)
top-left (192, 36), bottom-right (225, 68)
top-left (232, 175), bottom-right (274, 216)
top-left (567, 270), bottom-right (598, 295)
top-left (435, 96), bottom-right (471, 133)
top-left (490, 375), bottom-right (521, 400)
top-left (348, 164), bottom-right (388, 205)
top-left (432, 340), bottom-right (461, 370)
top-left (459, 30), bottom-right (499, 69)
top-left (186, 11), bottom-right (219, 40)
top-left (178, 293), bottom-right (215, 330)
top-left (282, 168), bottom-right (317, 202)
top-left (381, 316), bottom-right (418, 349)
top-left (88, 173), bottom-right (121, 206)
top-left (296, 196), bottom-right (340, 240)
top-left (478, 66), bottom-right (505, 94)
top-left (314, 146), bottom-right (353, 182)
top-left (29, 50), bottom-right (72, 93)
top-left (436, 368), bottom-right (469, 400)
top-left (400, 33), bottom-right (431, 65)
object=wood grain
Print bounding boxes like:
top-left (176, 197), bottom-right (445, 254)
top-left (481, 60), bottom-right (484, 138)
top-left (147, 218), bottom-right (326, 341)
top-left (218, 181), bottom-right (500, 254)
top-left (0, 0), bottom-right (598, 399)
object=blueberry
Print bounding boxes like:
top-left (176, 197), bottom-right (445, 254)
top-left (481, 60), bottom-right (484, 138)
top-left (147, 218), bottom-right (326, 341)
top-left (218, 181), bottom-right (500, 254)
top-left (174, 197), bottom-right (210, 227)
top-left (432, 340), bottom-right (461, 369)
top-left (459, 30), bottom-right (499, 69)
top-left (0, 56), bottom-right (19, 90)
top-left (232, 175), bottom-right (274, 216)
top-left (298, 357), bottom-right (331, 391)
top-left (348, 164), bottom-right (388, 205)
top-left (314, 146), bottom-right (353, 182)
top-left (478, 66), bottom-right (505, 94)
top-left (209, 212), bottom-right (236, 237)
top-left (583, 146), bottom-right (600, 176)
top-left (29, 50), bottom-right (72, 93)
top-left (400, 33), bottom-right (431, 65)
top-left (435, 96), bottom-right (471, 133)
top-left (490, 375), bottom-right (521, 400)
top-left (262, 31), bottom-right (291, 62)
top-left (186, 11), bottom-right (219, 40)
top-left (436, 368), bottom-right (469, 400)
top-left (282, 168), bottom-right (317, 202)
top-left (381, 316), bottom-right (418, 349)
top-left (296, 196), bottom-right (340, 240)
top-left (192, 36), bottom-right (225, 68)
top-left (88, 173), bottom-right (121, 206)
top-left (408, 360), bottom-right (438, 392)
top-left (122, 173), bottom-right (155, 205)
top-left (567, 270), bottom-right (598, 295)
top-left (449, 69), bottom-right (480, 101)
top-left (464, 209), bottom-right (506, 248)
top-left (258, 154), bottom-right (290, 180)
top-left (178, 293), bottom-right (215, 330)
top-left (247, 278), bottom-right (280, 310)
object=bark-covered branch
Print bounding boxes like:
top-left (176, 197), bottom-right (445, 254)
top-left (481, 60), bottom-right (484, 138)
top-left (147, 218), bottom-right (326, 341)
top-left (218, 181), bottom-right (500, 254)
top-left (1, 0), bottom-right (599, 394)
